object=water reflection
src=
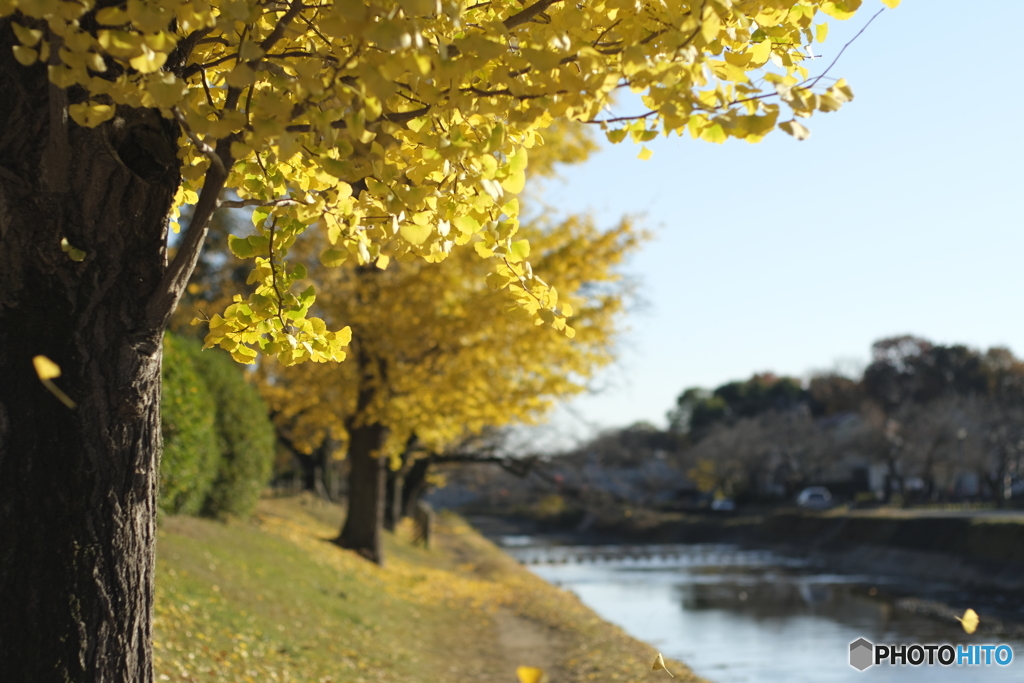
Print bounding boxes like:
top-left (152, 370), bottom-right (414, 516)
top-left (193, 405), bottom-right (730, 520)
top-left (505, 542), bottom-right (1023, 682)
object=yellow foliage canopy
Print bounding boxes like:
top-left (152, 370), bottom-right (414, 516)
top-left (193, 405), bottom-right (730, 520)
top-left (3, 0), bottom-right (879, 364)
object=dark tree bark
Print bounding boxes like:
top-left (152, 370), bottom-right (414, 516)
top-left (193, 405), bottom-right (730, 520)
top-left (0, 41), bottom-right (182, 682)
top-left (0, 22), bottom-right (231, 679)
top-left (274, 429), bottom-right (328, 495)
top-left (384, 466), bottom-right (403, 532)
top-left (295, 444), bottom-right (331, 496)
top-left (335, 422), bottom-right (388, 564)
top-left (296, 451), bottom-right (321, 491)
top-left (335, 341), bottom-right (388, 564)
top-left (401, 456), bottom-right (433, 518)
top-left (384, 435), bottom-right (421, 531)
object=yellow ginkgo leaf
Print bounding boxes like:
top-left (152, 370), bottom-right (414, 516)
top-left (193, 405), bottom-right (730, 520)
top-left (957, 608), bottom-right (979, 634)
top-left (399, 222), bottom-right (432, 246)
top-left (68, 102), bottom-right (116, 128)
top-left (516, 666), bottom-right (545, 683)
top-left (652, 652), bottom-right (674, 677)
top-left (12, 45), bottom-right (38, 66)
top-left (33, 356), bottom-right (77, 409)
top-left (33, 355), bottom-right (62, 380)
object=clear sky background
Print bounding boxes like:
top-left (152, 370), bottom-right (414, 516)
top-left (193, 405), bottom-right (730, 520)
top-left (532, 0), bottom-right (1024, 444)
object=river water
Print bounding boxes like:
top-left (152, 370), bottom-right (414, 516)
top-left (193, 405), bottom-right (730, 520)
top-left (501, 540), bottom-right (1023, 682)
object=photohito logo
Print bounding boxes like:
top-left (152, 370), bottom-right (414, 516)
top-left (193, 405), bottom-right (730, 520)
top-left (849, 638), bottom-right (1013, 671)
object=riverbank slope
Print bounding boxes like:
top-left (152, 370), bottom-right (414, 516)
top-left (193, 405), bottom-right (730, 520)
top-left (154, 495), bottom-right (701, 682)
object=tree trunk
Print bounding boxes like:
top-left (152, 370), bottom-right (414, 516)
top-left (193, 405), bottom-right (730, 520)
top-left (335, 338), bottom-right (389, 564)
top-left (402, 457), bottom-right (433, 518)
top-left (0, 38), bottom-right (180, 683)
top-left (294, 450), bottom-right (321, 492)
top-left (335, 422), bottom-right (388, 564)
top-left (384, 466), bottom-right (403, 532)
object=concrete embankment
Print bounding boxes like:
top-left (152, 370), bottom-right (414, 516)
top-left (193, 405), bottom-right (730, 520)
top-left (753, 511), bottom-right (1024, 593)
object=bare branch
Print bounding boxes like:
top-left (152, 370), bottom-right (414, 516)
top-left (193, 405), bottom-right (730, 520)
top-left (806, 8), bottom-right (885, 91)
top-left (584, 110), bottom-right (657, 125)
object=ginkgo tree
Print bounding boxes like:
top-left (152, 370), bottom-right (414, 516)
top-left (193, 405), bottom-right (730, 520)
top-left (259, 215), bottom-right (640, 564)
top-left (0, 0), bottom-right (889, 678)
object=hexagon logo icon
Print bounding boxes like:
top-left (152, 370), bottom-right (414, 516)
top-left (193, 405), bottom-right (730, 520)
top-left (850, 638), bottom-right (874, 671)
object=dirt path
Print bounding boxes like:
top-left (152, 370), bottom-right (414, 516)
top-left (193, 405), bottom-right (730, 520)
top-left (492, 607), bottom-right (567, 677)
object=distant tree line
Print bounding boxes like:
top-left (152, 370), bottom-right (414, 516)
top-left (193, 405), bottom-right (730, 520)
top-left (438, 335), bottom-right (1024, 517)
top-left (668, 335), bottom-right (1024, 506)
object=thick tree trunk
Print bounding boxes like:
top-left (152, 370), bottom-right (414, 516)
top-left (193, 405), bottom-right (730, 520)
top-left (0, 35), bottom-right (180, 681)
top-left (335, 422), bottom-right (388, 564)
top-left (335, 339), bottom-right (390, 564)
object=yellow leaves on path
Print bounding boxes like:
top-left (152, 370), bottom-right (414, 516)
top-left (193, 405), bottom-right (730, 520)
top-left (517, 665), bottom-right (546, 683)
top-left (155, 499), bottom-right (707, 683)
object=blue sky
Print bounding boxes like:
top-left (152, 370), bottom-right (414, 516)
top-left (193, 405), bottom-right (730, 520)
top-left (534, 0), bottom-right (1024, 441)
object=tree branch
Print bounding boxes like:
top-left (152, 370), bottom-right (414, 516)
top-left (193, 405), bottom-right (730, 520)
top-left (284, 106), bottom-right (431, 133)
top-left (172, 107), bottom-right (225, 176)
top-left (259, 0), bottom-right (307, 53)
top-left (584, 110), bottom-right (657, 124)
top-left (145, 138), bottom-right (232, 330)
top-left (503, 0), bottom-right (561, 30)
top-left (218, 197), bottom-right (301, 209)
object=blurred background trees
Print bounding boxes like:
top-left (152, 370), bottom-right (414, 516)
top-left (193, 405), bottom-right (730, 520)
top-left (157, 138), bottom-right (1024, 540)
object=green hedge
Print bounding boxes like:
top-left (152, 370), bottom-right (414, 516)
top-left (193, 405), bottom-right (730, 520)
top-left (160, 334), bottom-right (220, 515)
top-left (195, 348), bottom-right (276, 519)
top-left (160, 334), bottom-right (275, 519)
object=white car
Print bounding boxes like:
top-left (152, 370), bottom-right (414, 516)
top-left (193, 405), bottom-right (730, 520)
top-left (797, 487), bottom-right (832, 510)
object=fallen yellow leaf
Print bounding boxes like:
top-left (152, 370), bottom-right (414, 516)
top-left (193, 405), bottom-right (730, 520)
top-left (32, 355), bottom-right (76, 408)
top-left (652, 652), bottom-right (674, 677)
top-left (957, 608), bottom-right (979, 634)
top-left (517, 666), bottom-right (545, 683)
top-left (33, 355), bottom-right (61, 380)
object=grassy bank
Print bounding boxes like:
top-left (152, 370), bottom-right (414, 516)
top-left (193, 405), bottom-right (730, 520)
top-left (154, 495), bottom-right (702, 683)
